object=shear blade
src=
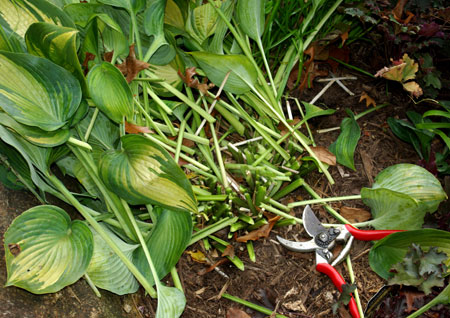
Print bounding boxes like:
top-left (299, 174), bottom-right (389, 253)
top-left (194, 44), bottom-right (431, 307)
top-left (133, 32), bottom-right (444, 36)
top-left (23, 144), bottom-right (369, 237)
top-left (303, 205), bottom-right (327, 238)
top-left (276, 235), bottom-right (317, 252)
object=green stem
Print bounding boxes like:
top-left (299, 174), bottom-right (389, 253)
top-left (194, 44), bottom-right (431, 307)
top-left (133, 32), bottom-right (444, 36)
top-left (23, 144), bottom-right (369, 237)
top-left (302, 182), bottom-right (351, 224)
top-left (406, 285), bottom-right (450, 318)
top-left (354, 103), bottom-right (389, 120)
top-left (84, 273), bottom-right (101, 298)
top-left (84, 108), bottom-right (99, 142)
top-left (47, 174), bottom-right (157, 297)
top-left (329, 57), bottom-right (375, 78)
top-left (67, 137), bottom-right (92, 151)
top-left (189, 217), bottom-right (238, 245)
top-left (222, 293), bottom-right (288, 318)
top-left (288, 195), bottom-right (362, 208)
top-left (259, 203), bottom-right (303, 224)
top-left (346, 256), bottom-right (364, 318)
top-left (129, 11), bottom-right (143, 59)
top-left (174, 119), bottom-right (187, 164)
top-left (170, 266), bottom-right (183, 292)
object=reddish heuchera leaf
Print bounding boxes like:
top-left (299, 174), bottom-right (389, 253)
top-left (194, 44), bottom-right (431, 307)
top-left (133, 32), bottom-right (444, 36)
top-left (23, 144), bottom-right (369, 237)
top-left (125, 121), bottom-right (153, 134)
top-left (236, 216), bottom-right (280, 243)
top-left (116, 44), bottom-right (150, 83)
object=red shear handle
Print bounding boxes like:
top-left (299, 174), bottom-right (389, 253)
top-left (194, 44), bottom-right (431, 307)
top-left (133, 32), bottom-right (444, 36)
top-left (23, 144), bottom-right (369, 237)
top-left (345, 224), bottom-right (403, 241)
top-left (316, 263), bottom-right (360, 318)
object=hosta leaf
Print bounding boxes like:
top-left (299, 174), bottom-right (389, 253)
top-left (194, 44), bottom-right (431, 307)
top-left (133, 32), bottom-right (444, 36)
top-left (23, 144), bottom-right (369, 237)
top-left (302, 102), bottom-right (336, 121)
top-left (156, 285), bottom-right (186, 318)
top-left (164, 0), bottom-right (184, 30)
top-left (87, 224), bottom-right (139, 295)
top-left (0, 0), bottom-right (75, 38)
top-left (87, 62), bottom-right (133, 124)
top-left (190, 52), bottom-right (257, 95)
top-left (4, 205), bottom-right (93, 294)
top-left (208, 0), bottom-right (234, 54)
top-left (186, 1), bottom-right (218, 44)
top-left (369, 164), bottom-right (446, 213)
top-left (236, 0), bottom-right (264, 42)
top-left (0, 112), bottom-right (69, 147)
top-left (143, 0), bottom-right (168, 60)
top-left (360, 188), bottom-right (422, 230)
top-left (145, 61), bottom-right (182, 96)
top-left (25, 22), bottom-right (86, 94)
top-left (329, 110), bottom-right (360, 170)
top-left (0, 52), bottom-right (82, 131)
top-left (99, 134), bottom-right (197, 214)
top-left (369, 229), bottom-right (450, 279)
top-left (134, 208), bottom-right (192, 286)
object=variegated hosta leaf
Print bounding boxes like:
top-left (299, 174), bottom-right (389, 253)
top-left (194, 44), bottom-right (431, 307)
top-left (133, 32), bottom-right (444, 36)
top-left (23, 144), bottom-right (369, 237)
top-left (0, 0), bottom-right (75, 38)
top-left (98, 134), bottom-right (197, 214)
top-left (87, 62), bottom-right (133, 124)
top-left (25, 22), bottom-right (86, 94)
top-left (4, 205), bottom-right (93, 294)
top-left (0, 111), bottom-right (69, 147)
top-left (186, 1), bottom-right (219, 44)
top-left (87, 225), bottom-right (139, 295)
top-left (190, 52), bottom-right (258, 95)
top-left (369, 164), bottom-right (447, 213)
top-left (134, 208), bottom-right (192, 286)
top-left (0, 51), bottom-right (82, 131)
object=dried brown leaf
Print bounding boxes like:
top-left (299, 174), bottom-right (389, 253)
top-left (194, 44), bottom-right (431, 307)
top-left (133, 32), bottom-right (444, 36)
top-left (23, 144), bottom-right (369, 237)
top-left (125, 121), bottom-right (153, 134)
top-left (340, 30), bottom-right (349, 46)
top-left (226, 308), bottom-right (251, 318)
top-left (82, 52), bottom-right (96, 75)
top-left (116, 44), bottom-right (150, 83)
top-left (178, 67), bottom-right (215, 94)
top-left (403, 81), bottom-right (423, 98)
top-left (236, 216), bottom-right (280, 243)
top-left (339, 206), bottom-right (372, 223)
top-left (311, 146), bottom-right (336, 166)
top-left (221, 245), bottom-right (235, 258)
top-left (359, 92), bottom-right (377, 108)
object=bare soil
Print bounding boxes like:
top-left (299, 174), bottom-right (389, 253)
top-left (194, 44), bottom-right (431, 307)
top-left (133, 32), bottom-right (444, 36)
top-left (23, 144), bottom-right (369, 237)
top-left (1, 43), bottom-right (449, 318)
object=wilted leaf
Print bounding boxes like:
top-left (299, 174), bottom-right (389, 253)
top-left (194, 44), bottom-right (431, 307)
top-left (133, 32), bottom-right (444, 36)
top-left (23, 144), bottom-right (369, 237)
top-left (359, 92), bottom-right (376, 107)
top-left (227, 307), bottom-right (251, 318)
top-left (221, 245), bottom-right (235, 258)
top-left (116, 44), bottom-right (150, 83)
top-left (125, 121), bottom-right (153, 134)
top-left (403, 81), bottom-right (423, 98)
top-left (236, 216), bottom-right (280, 242)
top-left (178, 67), bottom-right (215, 94)
top-left (186, 250), bottom-right (207, 264)
top-left (311, 146), bottom-right (336, 166)
top-left (339, 206), bottom-right (371, 223)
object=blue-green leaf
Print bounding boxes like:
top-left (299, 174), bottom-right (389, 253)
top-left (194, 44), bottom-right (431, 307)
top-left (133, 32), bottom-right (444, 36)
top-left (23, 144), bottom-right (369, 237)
top-left (87, 224), bottom-right (139, 295)
top-left (236, 0), bottom-right (264, 42)
top-left (4, 205), bottom-right (93, 294)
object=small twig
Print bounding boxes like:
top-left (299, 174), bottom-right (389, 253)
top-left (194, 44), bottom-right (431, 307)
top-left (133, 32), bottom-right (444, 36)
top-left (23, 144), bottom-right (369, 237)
top-left (316, 76), bottom-right (357, 82)
top-left (195, 71), bottom-right (231, 136)
top-left (286, 100), bottom-right (293, 120)
top-left (330, 72), bottom-right (355, 96)
top-left (220, 136), bottom-right (263, 151)
top-left (310, 79), bottom-right (336, 104)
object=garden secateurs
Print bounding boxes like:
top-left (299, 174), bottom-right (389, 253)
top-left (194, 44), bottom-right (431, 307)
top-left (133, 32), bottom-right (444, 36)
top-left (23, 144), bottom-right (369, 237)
top-left (276, 205), bottom-right (402, 318)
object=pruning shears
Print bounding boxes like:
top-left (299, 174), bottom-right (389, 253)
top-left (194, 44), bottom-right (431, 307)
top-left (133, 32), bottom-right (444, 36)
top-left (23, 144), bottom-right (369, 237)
top-left (277, 205), bottom-right (402, 318)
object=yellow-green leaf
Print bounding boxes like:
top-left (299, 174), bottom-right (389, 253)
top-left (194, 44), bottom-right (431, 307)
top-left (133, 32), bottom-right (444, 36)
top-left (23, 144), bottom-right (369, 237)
top-left (0, 51), bottom-right (82, 131)
top-left (98, 134), bottom-right (197, 214)
top-left (4, 205), bottom-right (93, 294)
